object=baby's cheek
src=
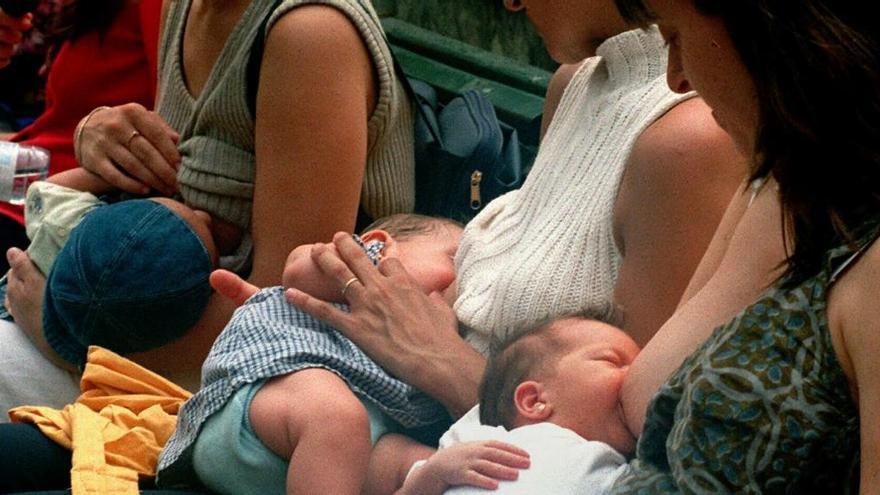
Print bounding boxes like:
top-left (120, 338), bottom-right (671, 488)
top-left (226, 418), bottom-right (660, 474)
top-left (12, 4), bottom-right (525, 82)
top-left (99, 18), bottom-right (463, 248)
top-left (595, 370), bottom-right (626, 408)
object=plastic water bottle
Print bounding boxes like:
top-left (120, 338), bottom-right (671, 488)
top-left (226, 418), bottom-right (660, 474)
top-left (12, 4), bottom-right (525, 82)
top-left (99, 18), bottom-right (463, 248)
top-left (0, 142), bottom-right (50, 205)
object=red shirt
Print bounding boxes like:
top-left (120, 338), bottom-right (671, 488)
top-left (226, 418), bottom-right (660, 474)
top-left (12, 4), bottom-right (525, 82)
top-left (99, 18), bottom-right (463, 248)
top-left (1, 0), bottom-right (161, 225)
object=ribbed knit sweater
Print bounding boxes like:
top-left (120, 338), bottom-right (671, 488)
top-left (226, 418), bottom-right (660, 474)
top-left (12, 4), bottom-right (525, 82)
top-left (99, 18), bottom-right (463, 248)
top-left (156, 0), bottom-right (414, 237)
top-left (454, 27), bottom-right (692, 354)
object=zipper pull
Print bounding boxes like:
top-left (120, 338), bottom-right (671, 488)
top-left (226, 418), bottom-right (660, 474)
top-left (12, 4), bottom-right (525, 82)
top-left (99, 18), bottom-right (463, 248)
top-left (470, 170), bottom-right (483, 210)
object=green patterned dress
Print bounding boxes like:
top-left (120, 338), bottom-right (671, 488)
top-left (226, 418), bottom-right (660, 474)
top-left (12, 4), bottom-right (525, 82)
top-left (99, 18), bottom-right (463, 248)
top-left (611, 225), bottom-right (880, 494)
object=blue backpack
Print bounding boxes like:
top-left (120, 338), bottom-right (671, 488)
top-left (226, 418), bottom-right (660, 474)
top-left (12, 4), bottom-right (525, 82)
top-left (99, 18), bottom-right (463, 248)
top-left (407, 78), bottom-right (531, 223)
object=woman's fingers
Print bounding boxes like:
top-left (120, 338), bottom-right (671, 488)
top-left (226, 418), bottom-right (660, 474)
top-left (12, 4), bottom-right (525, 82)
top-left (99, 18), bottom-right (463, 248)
top-left (78, 104), bottom-right (180, 194)
top-left (309, 234), bottom-right (422, 302)
top-left (129, 107), bottom-right (180, 165)
top-left (127, 107), bottom-right (181, 188)
top-left (116, 107), bottom-right (179, 193)
top-left (108, 144), bottom-right (169, 194)
top-left (309, 239), bottom-right (372, 301)
top-left (285, 287), bottom-right (355, 331)
top-left (89, 155), bottom-right (149, 195)
top-left (309, 243), bottom-right (358, 296)
top-left (376, 256), bottom-right (416, 282)
top-left (332, 232), bottom-right (386, 285)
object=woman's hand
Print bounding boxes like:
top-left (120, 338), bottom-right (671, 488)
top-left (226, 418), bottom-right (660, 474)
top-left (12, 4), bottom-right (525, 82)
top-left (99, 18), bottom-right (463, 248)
top-left (75, 103), bottom-right (181, 196)
top-left (397, 441), bottom-right (530, 495)
top-left (0, 10), bottom-right (31, 69)
top-left (285, 233), bottom-right (485, 416)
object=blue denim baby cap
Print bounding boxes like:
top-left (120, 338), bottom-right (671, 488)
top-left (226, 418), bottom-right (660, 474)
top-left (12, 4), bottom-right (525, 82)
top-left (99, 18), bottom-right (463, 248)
top-left (43, 199), bottom-right (214, 367)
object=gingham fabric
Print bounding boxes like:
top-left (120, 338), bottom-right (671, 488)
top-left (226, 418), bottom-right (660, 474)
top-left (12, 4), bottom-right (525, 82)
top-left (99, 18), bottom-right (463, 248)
top-left (158, 237), bottom-right (446, 474)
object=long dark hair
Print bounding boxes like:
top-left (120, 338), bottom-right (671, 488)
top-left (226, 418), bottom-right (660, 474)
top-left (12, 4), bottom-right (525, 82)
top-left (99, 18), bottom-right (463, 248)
top-left (48, 0), bottom-right (127, 41)
top-left (38, 0), bottom-right (128, 70)
top-left (616, 0), bottom-right (880, 284)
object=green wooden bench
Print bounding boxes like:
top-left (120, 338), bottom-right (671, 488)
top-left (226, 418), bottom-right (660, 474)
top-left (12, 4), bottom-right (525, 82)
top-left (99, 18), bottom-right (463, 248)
top-left (381, 17), bottom-right (551, 148)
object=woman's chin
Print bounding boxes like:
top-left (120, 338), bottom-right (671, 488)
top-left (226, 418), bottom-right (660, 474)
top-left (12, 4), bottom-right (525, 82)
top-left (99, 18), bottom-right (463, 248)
top-left (542, 38), bottom-right (593, 65)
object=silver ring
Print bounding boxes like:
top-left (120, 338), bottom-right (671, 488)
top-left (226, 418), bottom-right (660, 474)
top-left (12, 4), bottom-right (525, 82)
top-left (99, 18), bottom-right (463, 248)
top-left (126, 130), bottom-right (141, 149)
top-left (340, 277), bottom-right (359, 298)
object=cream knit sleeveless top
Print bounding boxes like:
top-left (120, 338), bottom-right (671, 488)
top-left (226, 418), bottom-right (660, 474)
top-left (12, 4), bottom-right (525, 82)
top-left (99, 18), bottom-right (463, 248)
top-left (454, 27), bottom-right (692, 354)
top-left (157, 0), bottom-right (414, 231)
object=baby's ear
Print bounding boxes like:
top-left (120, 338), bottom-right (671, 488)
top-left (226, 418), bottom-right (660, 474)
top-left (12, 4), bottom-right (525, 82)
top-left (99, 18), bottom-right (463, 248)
top-left (361, 229), bottom-right (398, 257)
top-left (514, 381), bottom-right (552, 422)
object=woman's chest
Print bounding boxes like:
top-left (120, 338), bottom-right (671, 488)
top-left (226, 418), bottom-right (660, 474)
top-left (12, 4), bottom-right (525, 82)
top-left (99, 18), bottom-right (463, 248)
top-left (644, 282), bottom-right (859, 491)
top-left (180, 0), bottom-right (252, 99)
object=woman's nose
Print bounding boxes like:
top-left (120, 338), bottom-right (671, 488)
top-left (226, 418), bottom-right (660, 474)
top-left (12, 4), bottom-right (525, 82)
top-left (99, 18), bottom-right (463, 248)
top-left (666, 56), bottom-right (692, 94)
top-left (503, 0), bottom-right (525, 12)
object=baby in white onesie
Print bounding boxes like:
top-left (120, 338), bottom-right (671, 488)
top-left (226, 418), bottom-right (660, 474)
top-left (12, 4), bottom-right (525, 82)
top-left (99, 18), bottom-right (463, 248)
top-left (379, 311), bottom-right (640, 494)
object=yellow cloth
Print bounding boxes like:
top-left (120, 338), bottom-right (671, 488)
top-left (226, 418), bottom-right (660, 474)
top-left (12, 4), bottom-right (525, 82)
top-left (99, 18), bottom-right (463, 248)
top-left (9, 346), bottom-right (192, 495)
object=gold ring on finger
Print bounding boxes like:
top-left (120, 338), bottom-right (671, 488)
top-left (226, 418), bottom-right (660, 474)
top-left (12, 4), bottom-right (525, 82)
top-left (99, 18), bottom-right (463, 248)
top-left (340, 276), bottom-right (360, 298)
top-left (126, 130), bottom-right (141, 149)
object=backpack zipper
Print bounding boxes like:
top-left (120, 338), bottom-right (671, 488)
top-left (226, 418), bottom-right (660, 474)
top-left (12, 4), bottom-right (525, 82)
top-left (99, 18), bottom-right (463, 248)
top-left (470, 170), bottom-right (483, 210)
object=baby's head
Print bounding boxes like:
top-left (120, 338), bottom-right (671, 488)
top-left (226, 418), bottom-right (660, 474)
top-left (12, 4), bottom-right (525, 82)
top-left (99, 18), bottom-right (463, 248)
top-left (479, 309), bottom-right (640, 454)
top-left (360, 214), bottom-right (463, 304)
top-left (149, 197), bottom-right (218, 265)
top-left (42, 198), bottom-right (217, 367)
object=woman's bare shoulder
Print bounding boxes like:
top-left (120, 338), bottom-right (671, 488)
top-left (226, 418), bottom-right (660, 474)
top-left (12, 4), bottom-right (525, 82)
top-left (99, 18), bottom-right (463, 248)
top-left (827, 228), bottom-right (880, 400)
top-left (631, 97), bottom-right (745, 184)
top-left (541, 62), bottom-right (586, 139)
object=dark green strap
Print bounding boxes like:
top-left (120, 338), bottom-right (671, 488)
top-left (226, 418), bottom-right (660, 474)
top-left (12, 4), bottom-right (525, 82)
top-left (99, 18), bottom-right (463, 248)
top-left (349, 0), bottom-right (442, 144)
top-left (247, 0), bottom-right (283, 117)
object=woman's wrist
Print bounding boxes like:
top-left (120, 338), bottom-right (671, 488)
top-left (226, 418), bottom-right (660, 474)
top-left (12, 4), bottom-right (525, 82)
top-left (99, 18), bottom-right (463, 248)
top-left (414, 340), bottom-right (485, 418)
top-left (73, 106), bottom-right (111, 164)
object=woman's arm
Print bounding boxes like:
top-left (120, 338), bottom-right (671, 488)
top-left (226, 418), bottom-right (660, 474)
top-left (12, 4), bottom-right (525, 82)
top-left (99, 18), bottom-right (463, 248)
top-left (621, 181), bottom-right (786, 435)
top-left (129, 6), bottom-right (379, 388)
top-left (826, 233), bottom-right (880, 490)
top-left (612, 97), bottom-right (747, 346)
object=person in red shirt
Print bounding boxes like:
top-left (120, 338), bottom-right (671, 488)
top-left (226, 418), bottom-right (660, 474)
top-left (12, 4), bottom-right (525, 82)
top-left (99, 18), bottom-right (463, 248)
top-left (0, 0), bottom-right (160, 272)
top-left (0, 6), bottom-right (31, 69)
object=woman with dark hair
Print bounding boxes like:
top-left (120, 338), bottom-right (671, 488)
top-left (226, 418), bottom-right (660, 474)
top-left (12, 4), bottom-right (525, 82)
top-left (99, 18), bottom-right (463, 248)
top-left (0, 0), bottom-right (161, 272)
top-left (0, 6), bottom-right (31, 68)
top-left (601, 0), bottom-right (880, 491)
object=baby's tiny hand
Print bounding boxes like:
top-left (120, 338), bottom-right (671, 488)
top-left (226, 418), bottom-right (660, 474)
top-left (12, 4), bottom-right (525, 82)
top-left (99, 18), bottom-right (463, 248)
top-left (414, 440), bottom-right (530, 492)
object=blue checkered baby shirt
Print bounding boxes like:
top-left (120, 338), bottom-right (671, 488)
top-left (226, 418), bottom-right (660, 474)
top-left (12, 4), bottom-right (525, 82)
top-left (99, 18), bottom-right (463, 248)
top-left (158, 237), bottom-right (446, 477)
